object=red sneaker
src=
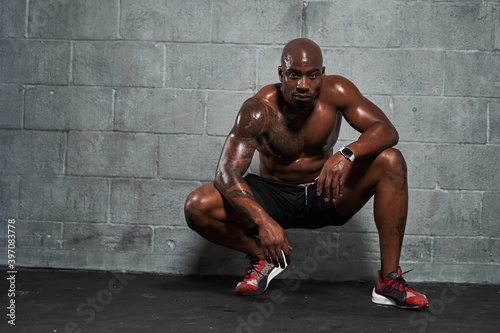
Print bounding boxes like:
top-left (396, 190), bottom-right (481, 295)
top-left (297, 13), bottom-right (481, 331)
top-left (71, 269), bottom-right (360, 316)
top-left (235, 256), bottom-right (287, 296)
top-left (371, 267), bottom-right (429, 309)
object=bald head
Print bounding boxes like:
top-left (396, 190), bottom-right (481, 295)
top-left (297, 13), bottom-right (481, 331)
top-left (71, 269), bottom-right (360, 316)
top-left (278, 39), bottom-right (325, 110)
top-left (281, 38), bottom-right (323, 69)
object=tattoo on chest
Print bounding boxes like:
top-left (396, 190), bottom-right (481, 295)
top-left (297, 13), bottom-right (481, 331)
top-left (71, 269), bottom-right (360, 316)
top-left (263, 107), bottom-right (303, 160)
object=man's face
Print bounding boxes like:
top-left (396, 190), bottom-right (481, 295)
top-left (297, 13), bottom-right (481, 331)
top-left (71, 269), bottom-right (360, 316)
top-left (279, 50), bottom-right (325, 110)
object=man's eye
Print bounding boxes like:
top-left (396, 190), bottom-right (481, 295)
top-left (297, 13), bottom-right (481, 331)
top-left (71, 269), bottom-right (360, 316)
top-left (289, 73), bottom-right (297, 78)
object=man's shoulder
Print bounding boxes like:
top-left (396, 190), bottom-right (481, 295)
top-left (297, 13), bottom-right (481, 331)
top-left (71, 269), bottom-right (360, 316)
top-left (234, 84), bottom-right (280, 117)
top-left (322, 75), bottom-right (356, 91)
top-left (255, 83), bottom-right (280, 104)
top-left (320, 75), bottom-right (361, 107)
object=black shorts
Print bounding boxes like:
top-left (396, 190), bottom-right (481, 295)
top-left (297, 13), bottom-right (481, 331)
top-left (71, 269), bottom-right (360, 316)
top-left (244, 173), bottom-right (352, 230)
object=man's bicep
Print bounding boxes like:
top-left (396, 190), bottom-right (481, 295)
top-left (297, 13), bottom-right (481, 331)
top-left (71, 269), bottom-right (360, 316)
top-left (219, 135), bottom-right (257, 173)
top-left (342, 96), bottom-right (391, 133)
top-left (215, 96), bottom-right (268, 186)
top-left (332, 76), bottom-right (392, 132)
top-left (219, 96), bottom-right (268, 170)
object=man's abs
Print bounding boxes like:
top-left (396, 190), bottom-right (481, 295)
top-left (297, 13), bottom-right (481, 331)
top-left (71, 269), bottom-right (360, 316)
top-left (257, 153), bottom-right (331, 184)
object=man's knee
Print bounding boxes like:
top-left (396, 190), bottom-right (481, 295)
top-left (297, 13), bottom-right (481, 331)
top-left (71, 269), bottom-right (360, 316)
top-left (184, 184), bottom-right (223, 230)
top-left (377, 148), bottom-right (407, 179)
top-left (184, 189), bottom-right (208, 230)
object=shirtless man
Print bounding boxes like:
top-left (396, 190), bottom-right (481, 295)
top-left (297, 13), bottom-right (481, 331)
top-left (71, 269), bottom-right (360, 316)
top-left (184, 38), bottom-right (428, 309)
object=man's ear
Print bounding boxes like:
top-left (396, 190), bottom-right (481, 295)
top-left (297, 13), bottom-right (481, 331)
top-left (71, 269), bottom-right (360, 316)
top-left (322, 66), bottom-right (325, 77)
top-left (278, 66), bottom-right (283, 81)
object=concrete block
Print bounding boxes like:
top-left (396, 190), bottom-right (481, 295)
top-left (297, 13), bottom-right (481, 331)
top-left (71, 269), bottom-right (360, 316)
top-left (338, 232), bottom-right (379, 262)
top-left (195, 249), bottom-right (248, 276)
top-left (25, 86), bottom-right (113, 130)
top-left (289, 260), bottom-right (382, 282)
top-left (19, 176), bottom-right (109, 222)
top-left (212, 0), bottom-right (301, 44)
top-left (0, 176), bottom-right (19, 219)
top-left (12, 248), bottom-right (81, 270)
top-left (0, 0), bottom-right (25, 37)
top-left (158, 135), bottom-right (225, 180)
top-left (397, 143), bottom-right (439, 189)
top-left (0, 85), bottom-right (23, 129)
top-left (286, 229), bottom-right (339, 262)
top-left (399, 3), bottom-right (494, 50)
top-left (424, 263), bottom-right (500, 284)
top-left (111, 179), bottom-right (200, 226)
top-left (433, 237), bottom-right (500, 264)
top-left (114, 88), bottom-right (205, 134)
top-left (63, 223), bottom-right (152, 253)
top-left (352, 49), bottom-right (443, 95)
top-left (0, 39), bottom-right (70, 84)
top-left (496, 7), bottom-right (500, 50)
top-left (28, 0), bottom-right (117, 39)
top-left (154, 226), bottom-right (208, 254)
top-left (481, 192), bottom-right (500, 237)
top-left (73, 41), bottom-right (163, 87)
top-left (400, 236), bottom-right (432, 263)
top-left (165, 44), bottom-right (256, 90)
top-left (121, 0), bottom-right (211, 42)
top-left (406, 189), bottom-right (482, 236)
top-left (323, 49), bottom-right (352, 79)
top-left (256, 47), bottom-right (283, 89)
top-left (206, 91), bottom-right (254, 136)
top-left (393, 96), bottom-right (488, 144)
top-left (12, 246), bottom-right (204, 274)
top-left (304, 1), bottom-right (398, 48)
top-left (0, 130), bottom-right (65, 175)
top-left (67, 131), bottom-right (157, 177)
top-left (14, 221), bottom-right (63, 249)
top-left (436, 145), bottom-right (500, 190)
top-left (104, 252), bottom-right (202, 274)
top-left (489, 99), bottom-right (500, 144)
top-left (445, 51), bottom-right (500, 98)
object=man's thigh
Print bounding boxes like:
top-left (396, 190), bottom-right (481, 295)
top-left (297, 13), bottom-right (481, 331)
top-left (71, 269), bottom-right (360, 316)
top-left (190, 182), bottom-right (256, 229)
top-left (333, 148), bottom-right (406, 216)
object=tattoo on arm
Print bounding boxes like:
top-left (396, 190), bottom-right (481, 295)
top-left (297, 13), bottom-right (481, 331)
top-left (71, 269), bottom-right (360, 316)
top-left (216, 96), bottom-right (269, 191)
top-left (214, 96), bottom-right (269, 221)
top-left (232, 203), bottom-right (254, 222)
top-left (215, 140), bottom-right (255, 193)
top-left (227, 189), bottom-right (254, 200)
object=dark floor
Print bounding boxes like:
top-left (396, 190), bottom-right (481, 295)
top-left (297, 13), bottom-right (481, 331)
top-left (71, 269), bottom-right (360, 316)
top-left (1, 268), bottom-right (499, 333)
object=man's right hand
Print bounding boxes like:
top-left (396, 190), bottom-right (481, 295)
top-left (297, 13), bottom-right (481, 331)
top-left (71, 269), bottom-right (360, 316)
top-left (257, 219), bottom-right (292, 269)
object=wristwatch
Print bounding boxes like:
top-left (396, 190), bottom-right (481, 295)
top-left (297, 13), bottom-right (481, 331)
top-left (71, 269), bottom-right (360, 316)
top-left (338, 146), bottom-right (355, 163)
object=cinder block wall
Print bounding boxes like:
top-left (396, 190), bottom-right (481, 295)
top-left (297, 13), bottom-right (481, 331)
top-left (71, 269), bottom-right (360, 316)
top-left (1, 0), bottom-right (499, 283)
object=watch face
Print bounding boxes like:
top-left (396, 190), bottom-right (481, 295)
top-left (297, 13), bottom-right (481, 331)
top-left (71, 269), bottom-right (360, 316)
top-left (342, 147), bottom-right (353, 158)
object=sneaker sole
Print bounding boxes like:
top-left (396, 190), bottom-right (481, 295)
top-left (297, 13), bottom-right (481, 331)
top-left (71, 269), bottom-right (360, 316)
top-left (264, 250), bottom-right (288, 290)
top-left (371, 288), bottom-right (424, 310)
top-left (237, 251), bottom-right (288, 296)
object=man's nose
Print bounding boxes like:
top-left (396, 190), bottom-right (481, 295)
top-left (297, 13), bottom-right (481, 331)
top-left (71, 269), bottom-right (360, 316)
top-left (297, 77), bottom-right (309, 90)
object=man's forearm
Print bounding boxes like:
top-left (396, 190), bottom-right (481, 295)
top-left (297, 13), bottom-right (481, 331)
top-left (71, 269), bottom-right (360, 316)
top-left (214, 170), bottom-right (268, 228)
top-left (346, 122), bottom-right (398, 160)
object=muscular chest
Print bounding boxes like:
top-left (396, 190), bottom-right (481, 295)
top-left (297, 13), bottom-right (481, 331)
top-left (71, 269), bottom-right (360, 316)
top-left (260, 108), bottom-right (341, 160)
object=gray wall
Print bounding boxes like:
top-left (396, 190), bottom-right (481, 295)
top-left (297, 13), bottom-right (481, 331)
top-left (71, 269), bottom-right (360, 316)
top-left (1, 0), bottom-right (499, 283)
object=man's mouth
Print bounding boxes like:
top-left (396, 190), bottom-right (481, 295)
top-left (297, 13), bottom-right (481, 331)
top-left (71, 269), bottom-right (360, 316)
top-left (293, 94), bottom-right (312, 100)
